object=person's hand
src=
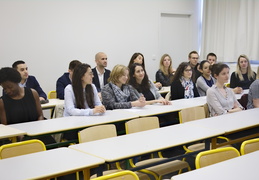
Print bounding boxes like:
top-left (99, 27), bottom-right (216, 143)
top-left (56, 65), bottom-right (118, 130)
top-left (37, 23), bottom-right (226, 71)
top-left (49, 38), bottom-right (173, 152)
top-left (157, 99), bottom-right (171, 105)
top-left (155, 82), bottom-right (162, 89)
top-left (39, 97), bottom-right (45, 101)
top-left (132, 95), bottom-right (146, 108)
top-left (93, 105), bottom-right (106, 114)
top-left (233, 87), bottom-right (243, 94)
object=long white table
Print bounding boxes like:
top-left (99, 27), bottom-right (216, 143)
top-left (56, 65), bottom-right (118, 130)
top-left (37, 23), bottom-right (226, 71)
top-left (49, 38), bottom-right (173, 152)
top-left (171, 150), bottom-right (259, 180)
top-left (185, 108), bottom-right (259, 148)
top-left (0, 124), bottom-right (26, 141)
top-left (69, 123), bottom-right (223, 168)
top-left (124, 96), bottom-right (207, 117)
top-left (8, 110), bottom-right (139, 136)
top-left (0, 147), bottom-right (105, 180)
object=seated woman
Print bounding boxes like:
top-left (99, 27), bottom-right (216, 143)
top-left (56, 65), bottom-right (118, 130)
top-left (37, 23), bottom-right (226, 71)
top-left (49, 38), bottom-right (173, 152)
top-left (129, 63), bottom-right (170, 105)
top-left (170, 62), bottom-right (199, 100)
top-left (101, 64), bottom-right (145, 110)
top-left (207, 63), bottom-right (243, 116)
top-left (64, 63), bottom-right (105, 116)
top-left (230, 54), bottom-right (256, 94)
top-left (63, 63), bottom-right (106, 140)
top-left (155, 54), bottom-right (175, 86)
top-left (128, 52), bottom-right (162, 89)
top-left (0, 67), bottom-right (55, 144)
top-left (196, 60), bottom-right (216, 96)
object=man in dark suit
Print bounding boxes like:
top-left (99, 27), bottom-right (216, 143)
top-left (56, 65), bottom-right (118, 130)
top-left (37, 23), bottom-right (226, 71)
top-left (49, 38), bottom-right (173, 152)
top-left (12, 60), bottom-right (47, 101)
top-left (92, 52), bottom-right (111, 93)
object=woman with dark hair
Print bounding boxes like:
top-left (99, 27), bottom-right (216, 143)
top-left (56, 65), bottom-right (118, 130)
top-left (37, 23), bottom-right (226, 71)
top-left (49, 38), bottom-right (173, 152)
top-left (128, 52), bottom-right (145, 69)
top-left (129, 63), bottom-right (170, 105)
top-left (0, 67), bottom-right (43, 124)
top-left (230, 54), bottom-right (256, 94)
top-left (170, 62), bottom-right (199, 100)
top-left (207, 63), bottom-right (243, 116)
top-left (128, 52), bottom-right (162, 89)
top-left (196, 60), bottom-right (216, 96)
top-left (63, 63), bottom-right (105, 140)
top-left (0, 67), bottom-right (55, 145)
top-left (101, 64), bottom-right (145, 110)
top-left (64, 63), bottom-right (105, 116)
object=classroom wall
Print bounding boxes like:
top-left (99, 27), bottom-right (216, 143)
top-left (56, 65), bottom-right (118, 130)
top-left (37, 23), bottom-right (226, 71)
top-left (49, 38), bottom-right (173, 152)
top-left (0, 0), bottom-right (201, 96)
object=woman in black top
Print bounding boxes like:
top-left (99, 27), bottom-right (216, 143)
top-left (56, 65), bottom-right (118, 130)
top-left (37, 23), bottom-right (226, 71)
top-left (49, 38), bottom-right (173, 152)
top-left (170, 62), bottom-right (199, 100)
top-left (230, 54), bottom-right (256, 93)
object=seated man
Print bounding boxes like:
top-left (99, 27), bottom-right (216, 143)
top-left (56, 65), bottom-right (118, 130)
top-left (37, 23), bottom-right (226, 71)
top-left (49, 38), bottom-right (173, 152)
top-left (12, 60), bottom-right (47, 102)
top-left (92, 52), bottom-right (111, 92)
top-left (247, 68), bottom-right (259, 109)
top-left (56, 60), bottom-right (81, 99)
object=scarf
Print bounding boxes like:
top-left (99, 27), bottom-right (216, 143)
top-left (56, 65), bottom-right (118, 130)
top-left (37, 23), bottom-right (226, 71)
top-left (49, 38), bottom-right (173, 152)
top-left (180, 76), bottom-right (194, 99)
top-left (110, 83), bottom-right (130, 102)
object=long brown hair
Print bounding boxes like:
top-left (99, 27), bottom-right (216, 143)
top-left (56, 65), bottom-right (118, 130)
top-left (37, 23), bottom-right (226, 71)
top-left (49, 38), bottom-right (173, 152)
top-left (72, 63), bottom-right (94, 109)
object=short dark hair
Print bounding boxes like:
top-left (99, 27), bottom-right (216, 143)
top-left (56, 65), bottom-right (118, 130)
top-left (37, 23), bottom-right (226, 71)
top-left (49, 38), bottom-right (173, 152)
top-left (172, 62), bottom-right (194, 82)
top-left (210, 63), bottom-right (229, 78)
top-left (0, 67), bottom-right (21, 84)
top-left (206, 52), bottom-right (217, 60)
top-left (12, 60), bottom-right (25, 69)
top-left (199, 60), bottom-right (210, 70)
top-left (69, 60), bottom-right (81, 70)
top-left (188, 51), bottom-right (199, 58)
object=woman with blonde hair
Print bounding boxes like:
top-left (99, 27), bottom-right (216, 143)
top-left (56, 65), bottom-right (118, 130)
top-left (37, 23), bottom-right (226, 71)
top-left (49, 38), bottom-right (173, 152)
top-left (230, 54), bottom-right (256, 93)
top-left (101, 64), bottom-right (145, 110)
top-left (155, 54), bottom-right (175, 86)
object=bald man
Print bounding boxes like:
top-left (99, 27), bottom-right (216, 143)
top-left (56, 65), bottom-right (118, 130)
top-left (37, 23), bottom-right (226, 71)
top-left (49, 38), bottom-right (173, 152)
top-left (92, 52), bottom-right (111, 92)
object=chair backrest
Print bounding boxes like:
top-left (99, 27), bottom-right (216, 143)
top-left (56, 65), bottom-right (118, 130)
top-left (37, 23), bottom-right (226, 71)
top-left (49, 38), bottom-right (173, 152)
top-left (48, 90), bottom-right (57, 99)
top-left (225, 83), bottom-right (230, 88)
top-left (0, 139), bottom-right (46, 159)
top-left (165, 91), bottom-right (171, 101)
top-left (195, 147), bottom-right (240, 169)
top-left (178, 106), bottom-right (206, 123)
top-left (238, 93), bottom-right (248, 110)
top-left (78, 124), bottom-right (117, 143)
top-left (240, 138), bottom-right (259, 155)
top-left (91, 170), bottom-right (139, 180)
top-left (125, 117), bottom-right (159, 134)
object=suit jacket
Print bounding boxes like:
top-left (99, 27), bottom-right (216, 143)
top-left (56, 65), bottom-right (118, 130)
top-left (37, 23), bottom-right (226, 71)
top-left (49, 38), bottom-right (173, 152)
top-left (25, 75), bottom-right (47, 99)
top-left (56, 72), bottom-right (71, 100)
top-left (92, 67), bottom-right (111, 92)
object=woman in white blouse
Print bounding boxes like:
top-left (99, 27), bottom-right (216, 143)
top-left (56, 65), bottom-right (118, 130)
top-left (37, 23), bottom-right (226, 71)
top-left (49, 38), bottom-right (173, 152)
top-left (63, 63), bottom-right (106, 139)
top-left (207, 63), bottom-right (243, 116)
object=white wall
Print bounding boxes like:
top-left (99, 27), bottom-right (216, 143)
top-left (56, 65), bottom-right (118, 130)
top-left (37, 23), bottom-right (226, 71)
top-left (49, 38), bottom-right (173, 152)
top-left (0, 0), bottom-right (201, 96)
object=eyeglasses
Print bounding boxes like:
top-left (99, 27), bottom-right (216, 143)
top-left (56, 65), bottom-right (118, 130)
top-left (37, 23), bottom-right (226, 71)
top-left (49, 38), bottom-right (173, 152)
top-left (184, 69), bottom-right (192, 72)
top-left (101, 58), bottom-right (108, 60)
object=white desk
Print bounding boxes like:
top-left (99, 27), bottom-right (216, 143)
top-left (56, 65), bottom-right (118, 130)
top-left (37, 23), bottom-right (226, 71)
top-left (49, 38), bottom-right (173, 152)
top-left (0, 124), bottom-right (26, 140)
top-left (158, 86), bottom-right (170, 94)
top-left (70, 123), bottom-right (223, 162)
top-left (186, 108), bottom-right (259, 148)
top-left (124, 96), bottom-right (207, 117)
top-left (41, 98), bottom-right (64, 110)
top-left (0, 147), bottom-right (104, 180)
top-left (171, 150), bottom-right (259, 180)
top-left (8, 110), bottom-right (139, 136)
top-left (235, 89), bottom-right (249, 100)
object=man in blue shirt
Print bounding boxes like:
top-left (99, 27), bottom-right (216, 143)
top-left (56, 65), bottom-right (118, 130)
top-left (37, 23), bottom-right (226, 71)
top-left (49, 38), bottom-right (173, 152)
top-left (12, 60), bottom-right (47, 101)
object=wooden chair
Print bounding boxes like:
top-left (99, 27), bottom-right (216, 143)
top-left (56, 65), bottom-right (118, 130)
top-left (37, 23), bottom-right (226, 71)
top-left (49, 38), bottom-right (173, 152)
top-left (195, 147), bottom-right (240, 169)
top-left (165, 91), bottom-right (171, 101)
top-left (178, 106), bottom-right (229, 153)
top-left (240, 138), bottom-right (259, 155)
top-left (125, 117), bottom-right (190, 180)
top-left (78, 125), bottom-right (150, 180)
top-left (91, 170), bottom-right (139, 180)
top-left (0, 139), bottom-right (46, 159)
